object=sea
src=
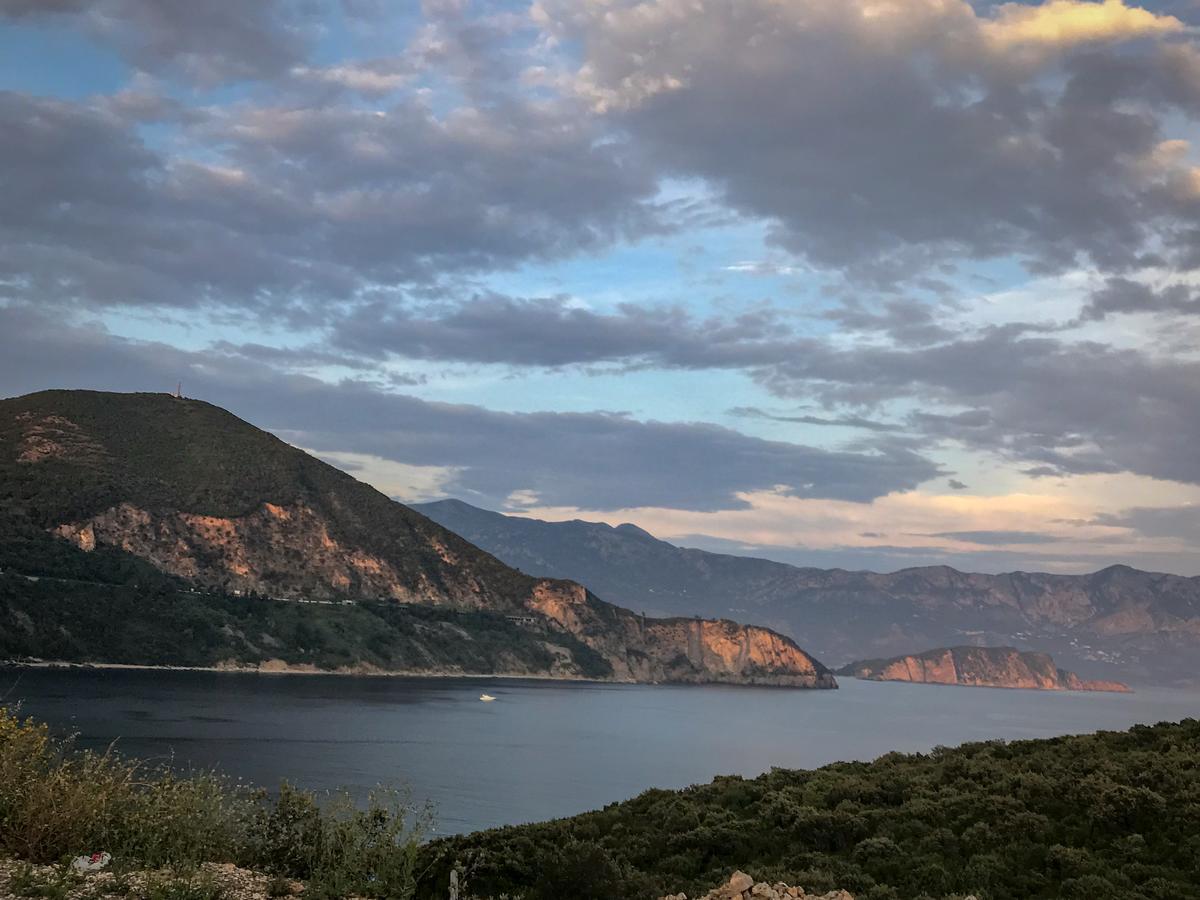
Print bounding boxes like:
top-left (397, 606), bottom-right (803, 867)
top-left (5, 668), bottom-right (1197, 836)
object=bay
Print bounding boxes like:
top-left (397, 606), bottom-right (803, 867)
top-left (4, 668), bottom-right (1197, 836)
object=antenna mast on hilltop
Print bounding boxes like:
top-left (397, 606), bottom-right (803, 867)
top-left (173, 382), bottom-right (182, 400)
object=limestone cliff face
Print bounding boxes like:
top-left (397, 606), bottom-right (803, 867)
top-left (529, 580), bottom-right (836, 686)
top-left (52, 501), bottom-right (835, 688)
top-left (54, 501), bottom-right (479, 606)
top-left (837, 646), bottom-right (1131, 692)
top-left (3, 389), bottom-right (836, 688)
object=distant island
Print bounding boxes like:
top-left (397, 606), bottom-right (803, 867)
top-left (835, 646), bottom-right (1131, 692)
top-left (0, 389), bottom-right (834, 689)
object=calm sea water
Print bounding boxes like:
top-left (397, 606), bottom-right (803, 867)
top-left (4, 669), bottom-right (1198, 836)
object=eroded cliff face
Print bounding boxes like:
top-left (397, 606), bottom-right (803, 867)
top-left (47, 490), bottom-right (835, 687)
top-left (528, 580), bottom-right (835, 687)
top-left (838, 646), bottom-right (1131, 692)
top-left (55, 501), bottom-right (433, 602)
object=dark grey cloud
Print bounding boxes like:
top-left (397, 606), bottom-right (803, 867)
top-left (728, 406), bottom-right (899, 432)
top-left (0, 306), bottom-right (941, 511)
top-left (947, 479), bottom-right (969, 490)
top-left (1079, 276), bottom-right (1200, 321)
top-left (1022, 466), bottom-right (1067, 479)
top-left (0, 90), bottom-right (659, 315)
top-left (331, 294), bottom-right (791, 367)
top-left (1092, 505), bottom-right (1200, 542)
top-left (536, 0), bottom-right (1200, 282)
top-left (821, 299), bottom-right (956, 346)
top-left (753, 328), bottom-right (1200, 486)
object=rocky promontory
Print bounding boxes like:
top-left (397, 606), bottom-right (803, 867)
top-left (836, 645), bottom-right (1131, 692)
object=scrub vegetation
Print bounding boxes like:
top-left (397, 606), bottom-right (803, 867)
top-left (0, 709), bottom-right (427, 900)
top-left (415, 719), bottom-right (1200, 900)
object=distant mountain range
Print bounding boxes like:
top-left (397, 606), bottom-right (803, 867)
top-left (836, 646), bottom-right (1131, 693)
top-left (0, 390), bottom-right (833, 688)
top-left (415, 499), bottom-right (1200, 686)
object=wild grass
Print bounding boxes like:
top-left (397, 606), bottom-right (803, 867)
top-left (0, 708), bottom-right (430, 899)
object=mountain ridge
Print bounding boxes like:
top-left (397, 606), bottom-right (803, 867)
top-left (414, 499), bottom-right (1200, 686)
top-left (0, 390), bottom-right (834, 688)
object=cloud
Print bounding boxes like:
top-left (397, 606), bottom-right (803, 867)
top-left (1079, 276), bottom-right (1200, 321)
top-left (754, 327), bottom-right (1200, 487)
top-left (926, 530), bottom-right (1065, 545)
top-left (0, 0), bottom-right (314, 85)
top-left (822, 298), bottom-right (957, 345)
top-left (1091, 504), bottom-right (1200, 541)
top-left (0, 89), bottom-right (659, 315)
top-left (533, 0), bottom-right (1200, 281)
top-left (722, 260), bottom-right (805, 276)
top-left (315, 290), bottom-right (1200, 494)
top-left (0, 306), bottom-right (942, 511)
top-left (729, 406), bottom-right (900, 432)
top-left (330, 293), bottom-right (793, 367)
top-left (947, 479), bottom-right (969, 490)
top-left (287, 59), bottom-right (415, 97)
top-left (982, 0), bottom-right (1184, 53)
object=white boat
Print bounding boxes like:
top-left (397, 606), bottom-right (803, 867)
top-left (479, 693), bottom-right (496, 702)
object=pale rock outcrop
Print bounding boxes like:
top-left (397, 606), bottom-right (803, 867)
top-left (661, 870), bottom-right (855, 900)
top-left (837, 646), bottom-right (1131, 693)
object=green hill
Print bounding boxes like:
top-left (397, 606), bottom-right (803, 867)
top-left (0, 390), bottom-right (833, 686)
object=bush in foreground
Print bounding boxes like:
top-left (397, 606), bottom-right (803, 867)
top-left (416, 719), bottom-right (1200, 900)
top-left (0, 709), bottom-right (427, 899)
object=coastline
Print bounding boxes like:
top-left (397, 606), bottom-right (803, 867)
top-left (0, 658), bottom-right (613, 683)
top-left (846, 674), bottom-right (1135, 694)
top-left (0, 659), bottom-right (838, 689)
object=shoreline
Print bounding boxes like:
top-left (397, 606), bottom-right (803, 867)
top-left (0, 659), bottom-right (613, 683)
top-left (0, 659), bottom-right (838, 690)
top-left (845, 674), bottom-right (1135, 694)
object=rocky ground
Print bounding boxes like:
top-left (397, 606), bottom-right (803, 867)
top-left (661, 871), bottom-right (856, 900)
top-left (662, 872), bottom-right (985, 900)
top-left (0, 858), bottom-right (304, 900)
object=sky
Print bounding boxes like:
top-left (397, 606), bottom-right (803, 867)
top-left (2, 0), bottom-right (1200, 575)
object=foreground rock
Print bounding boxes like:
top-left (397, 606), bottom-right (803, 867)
top-left (836, 645), bottom-right (1131, 692)
top-left (661, 870), bottom-right (854, 900)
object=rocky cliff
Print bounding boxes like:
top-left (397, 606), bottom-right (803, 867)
top-left (836, 646), bottom-right (1131, 692)
top-left (0, 390), bottom-right (833, 688)
top-left (415, 499), bottom-right (1200, 685)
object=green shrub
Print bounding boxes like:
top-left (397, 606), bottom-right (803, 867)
top-left (138, 872), bottom-right (227, 900)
